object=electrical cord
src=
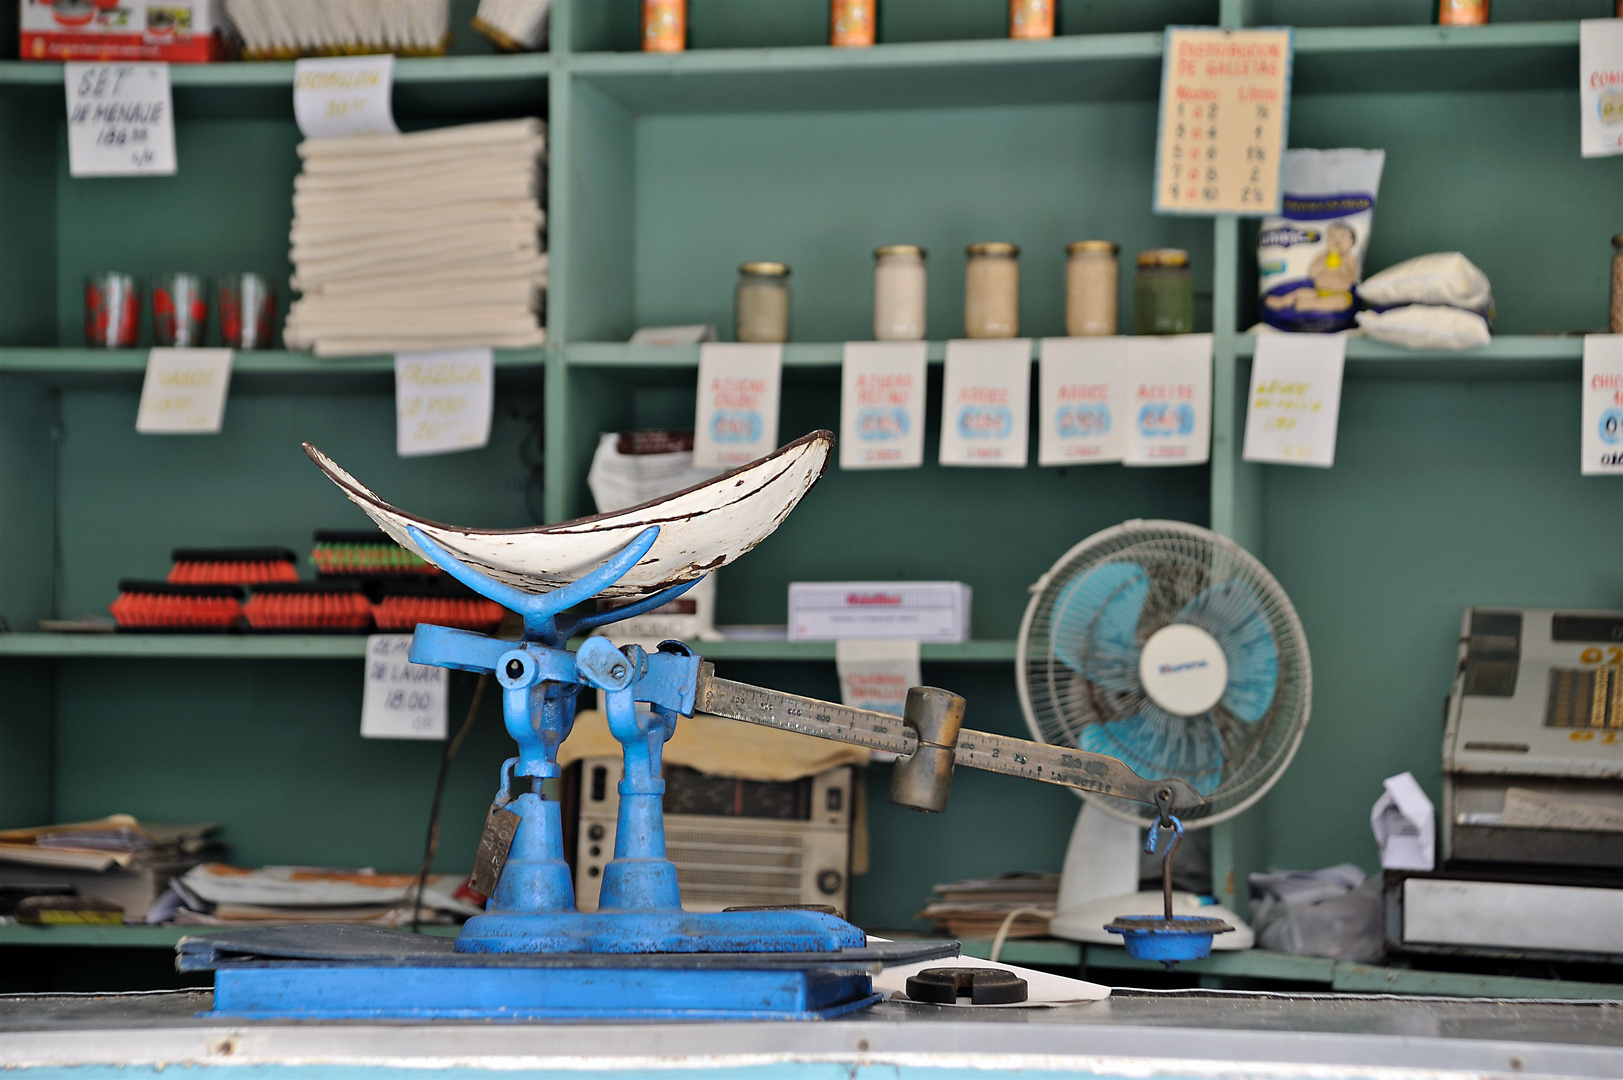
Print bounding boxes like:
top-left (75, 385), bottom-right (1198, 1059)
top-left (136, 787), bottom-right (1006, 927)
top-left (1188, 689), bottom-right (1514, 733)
top-left (988, 906), bottom-right (1056, 964)
top-left (409, 672), bottom-right (491, 932)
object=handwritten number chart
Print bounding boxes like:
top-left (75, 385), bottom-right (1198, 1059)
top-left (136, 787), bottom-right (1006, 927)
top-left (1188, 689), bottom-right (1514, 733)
top-left (1155, 27), bottom-right (1291, 216)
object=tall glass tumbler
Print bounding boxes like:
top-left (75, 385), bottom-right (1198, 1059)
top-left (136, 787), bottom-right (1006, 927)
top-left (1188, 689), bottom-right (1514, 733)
top-left (218, 273), bottom-right (277, 350)
top-left (84, 272), bottom-right (141, 348)
top-left (152, 272), bottom-right (209, 347)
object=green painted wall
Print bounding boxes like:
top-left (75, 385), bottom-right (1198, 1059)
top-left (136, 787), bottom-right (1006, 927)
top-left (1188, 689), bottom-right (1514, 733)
top-left (1259, 377), bottom-right (1622, 875)
top-left (631, 104), bottom-right (1216, 344)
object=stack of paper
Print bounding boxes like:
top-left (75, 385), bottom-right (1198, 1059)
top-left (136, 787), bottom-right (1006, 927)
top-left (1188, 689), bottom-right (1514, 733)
top-left (0, 815), bottom-right (222, 922)
top-left (919, 872), bottom-right (1059, 940)
top-left (0, 814), bottom-right (219, 873)
top-left (283, 118), bottom-right (547, 357)
top-left (157, 863), bottom-right (481, 926)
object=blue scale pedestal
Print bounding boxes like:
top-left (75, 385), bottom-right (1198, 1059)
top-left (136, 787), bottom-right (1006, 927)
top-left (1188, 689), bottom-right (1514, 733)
top-left (179, 526), bottom-right (951, 1021)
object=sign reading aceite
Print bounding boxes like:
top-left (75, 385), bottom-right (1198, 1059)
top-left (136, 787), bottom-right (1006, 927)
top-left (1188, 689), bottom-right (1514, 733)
top-left (1154, 26), bottom-right (1292, 216)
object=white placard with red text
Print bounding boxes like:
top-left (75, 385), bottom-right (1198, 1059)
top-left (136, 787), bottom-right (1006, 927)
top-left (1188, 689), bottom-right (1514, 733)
top-left (1123, 335), bottom-right (1212, 467)
top-left (1038, 337), bottom-right (1128, 465)
top-left (1242, 333), bottom-right (1346, 468)
top-left (938, 339), bottom-right (1031, 467)
top-left (836, 638), bottom-right (921, 718)
top-left (840, 341), bottom-right (927, 469)
top-left (693, 343), bottom-right (782, 470)
top-left (1582, 335), bottom-right (1623, 476)
top-left (1580, 19), bottom-right (1623, 158)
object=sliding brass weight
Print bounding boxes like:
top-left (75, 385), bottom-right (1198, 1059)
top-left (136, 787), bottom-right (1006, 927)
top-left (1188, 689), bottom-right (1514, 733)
top-left (890, 687), bottom-right (967, 813)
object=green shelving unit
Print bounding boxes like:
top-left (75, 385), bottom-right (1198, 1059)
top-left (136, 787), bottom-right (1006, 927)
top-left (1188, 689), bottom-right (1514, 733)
top-left (0, 0), bottom-right (1618, 975)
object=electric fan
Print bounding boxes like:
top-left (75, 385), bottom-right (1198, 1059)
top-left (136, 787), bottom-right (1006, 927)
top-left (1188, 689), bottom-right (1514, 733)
top-left (1015, 520), bottom-right (1311, 947)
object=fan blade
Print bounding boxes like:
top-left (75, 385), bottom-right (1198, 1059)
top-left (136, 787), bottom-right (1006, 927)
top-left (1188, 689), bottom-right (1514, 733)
top-left (1175, 580), bottom-right (1279, 724)
top-left (1051, 561), bottom-right (1149, 694)
top-left (1081, 704), bottom-right (1224, 797)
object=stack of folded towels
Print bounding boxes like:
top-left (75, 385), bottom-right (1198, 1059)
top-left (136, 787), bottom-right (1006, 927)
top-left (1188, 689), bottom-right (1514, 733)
top-left (283, 118), bottom-right (547, 357)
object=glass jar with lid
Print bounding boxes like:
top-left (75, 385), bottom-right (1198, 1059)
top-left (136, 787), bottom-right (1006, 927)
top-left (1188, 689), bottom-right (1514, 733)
top-left (874, 244), bottom-right (927, 340)
top-left (964, 242), bottom-right (1020, 339)
top-left (1611, 233), bottom-right (1622, 334)
top-left (1065, 240), bottom-right (1120, 337)
top-left (735, 262), bottom-right (790, 343)
top-left (1133, 248), bottom-right (1194, 335)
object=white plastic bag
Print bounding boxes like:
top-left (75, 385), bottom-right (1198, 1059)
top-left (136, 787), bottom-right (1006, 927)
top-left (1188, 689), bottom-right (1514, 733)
top-left (1249, 864), bottom-right (1384, 963)
top-left (1357, 252), bottom-right (1493, 313)
top-left (1356, 305), bottom-right (1491, 351)
top-left (1258, 148), bottom-right (1386, 333)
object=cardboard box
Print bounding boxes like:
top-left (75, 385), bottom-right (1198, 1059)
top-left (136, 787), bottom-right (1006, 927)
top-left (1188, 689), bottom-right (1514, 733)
top-left (20, 0), bottom-right (232, 63)
top-left (788, 581), bottom-right (972, 643)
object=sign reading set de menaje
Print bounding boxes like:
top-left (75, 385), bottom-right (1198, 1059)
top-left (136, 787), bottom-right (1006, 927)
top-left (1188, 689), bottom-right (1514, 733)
top-left (65, 62), bottom-right (176, 178)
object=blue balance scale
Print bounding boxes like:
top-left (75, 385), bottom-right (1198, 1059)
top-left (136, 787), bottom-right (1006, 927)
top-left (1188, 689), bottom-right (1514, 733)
top-left (177, 437), bottom-right (1219, 1021)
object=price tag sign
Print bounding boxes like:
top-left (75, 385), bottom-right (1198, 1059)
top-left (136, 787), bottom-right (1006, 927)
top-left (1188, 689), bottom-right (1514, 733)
top-left (938, 339), bottom-right (1032, 468)
top-left (1038, 337), bottom-right (1127, 466)
top-left (65, 63), bottom-right (176, 178)
top-left (1123, 335), bottom-right (1212, 467)
top-left (1580, 19), bottom-right (1623, 158)
top-left (1154, 26), bottom-right (1292, 215)
top-left (1582, 335), bottom-right (1623, 476)
top-left (294, 55), bottom-right (399, 138)
top-left (395, 347), bottom-right (494, 457)
top-left (840, 341), bottom-right (927, 469)
top-left (692, 343), bottom-right (782, 470)
top-left (1242, 334), bottom-right (1346, 468)
top-left (135, 348), bottom-right (232, 434)
top-left (361, 634), bottom-right (447, 740)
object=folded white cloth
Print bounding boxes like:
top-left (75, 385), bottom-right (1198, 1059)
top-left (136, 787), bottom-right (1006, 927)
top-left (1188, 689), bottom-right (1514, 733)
top-left (287, 117), bottom-right (547, 356)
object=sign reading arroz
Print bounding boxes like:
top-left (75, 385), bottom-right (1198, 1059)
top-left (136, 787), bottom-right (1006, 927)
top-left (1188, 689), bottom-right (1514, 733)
top-left (789, 582), bottom-right (971, 643)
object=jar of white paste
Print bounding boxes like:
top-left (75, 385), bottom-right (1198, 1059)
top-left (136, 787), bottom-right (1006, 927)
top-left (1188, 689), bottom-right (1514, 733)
top-left (873, 244), bottom-right (927, 340)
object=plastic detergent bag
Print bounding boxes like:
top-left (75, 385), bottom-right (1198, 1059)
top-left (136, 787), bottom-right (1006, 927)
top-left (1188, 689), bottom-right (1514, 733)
top-left (1258, 149), bottom-right (1385, 332)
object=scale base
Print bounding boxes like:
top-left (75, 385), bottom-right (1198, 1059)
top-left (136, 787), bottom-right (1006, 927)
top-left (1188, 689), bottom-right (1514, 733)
top-left (178, 925), bottom-right (956, 1022)
top-left (457, 907), bottom-right (864, 954)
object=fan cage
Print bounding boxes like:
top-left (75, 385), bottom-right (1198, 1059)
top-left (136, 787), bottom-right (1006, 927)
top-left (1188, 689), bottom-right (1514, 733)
top-left (1014, 520), bottom-right (1311, 827)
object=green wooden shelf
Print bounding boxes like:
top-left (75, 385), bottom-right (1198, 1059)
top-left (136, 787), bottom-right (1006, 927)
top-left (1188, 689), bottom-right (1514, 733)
top-left (0, 633), bottom-right (1016, 663)
top-left (0, 634), bottom-right (370, 659)
top-left (0, 54), bottom-right (551, 118)
top-left (0, 347), bottom-right (547, 392)
top-left (0, 922), bottom-right (457, 947)
top-left (568, 336), bottom-right (1584, 378)
top-left (1234, 334), bottom-right (1586, 379)
top-left (569, 31), bottom-right (1166, 112)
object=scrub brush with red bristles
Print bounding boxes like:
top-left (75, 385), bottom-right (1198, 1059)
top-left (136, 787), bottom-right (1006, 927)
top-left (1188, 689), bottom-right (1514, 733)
top-left (169, 547), bottom-right (299, 586)
top-left (244, 582), bottom-right (374, 633)
top-left (311, 530), bottom-right (441, 579)
top-left (109, 581), bottom-right (244, 631)
top-left (372, 582), bottom-right (506, 634)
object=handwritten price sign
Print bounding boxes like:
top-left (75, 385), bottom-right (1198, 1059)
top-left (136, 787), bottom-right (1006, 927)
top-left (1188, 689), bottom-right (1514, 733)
top-left (1242, 334), bottom-right (1345, 468)
top-left (294, 55), bottom-right (398, 138)
top-left (1154, 27), bottom-right (1291, 216)
top-left (135, 349), bottom-right (233, 434)
top-left (65, 63), bottom-right (177, 178)
top-left (395, 347), bottom-right (494, 457)
top-left (361, 634), bottom-right (447, 740)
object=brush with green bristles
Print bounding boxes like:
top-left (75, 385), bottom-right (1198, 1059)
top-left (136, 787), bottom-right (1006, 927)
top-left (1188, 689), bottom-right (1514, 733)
top-left (311, 529), bottom-right (441, 579)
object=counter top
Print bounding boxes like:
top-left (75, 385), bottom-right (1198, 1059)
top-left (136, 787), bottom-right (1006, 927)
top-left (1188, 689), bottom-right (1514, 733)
top-left (2, 988), bottom-right (1618, 1077)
